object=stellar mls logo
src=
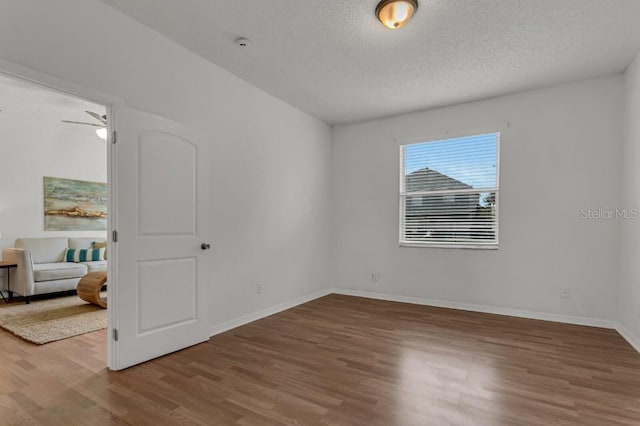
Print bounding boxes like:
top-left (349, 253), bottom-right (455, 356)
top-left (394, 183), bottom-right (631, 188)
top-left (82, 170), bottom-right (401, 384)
top-left (580, 208), bottom-right (639, 220)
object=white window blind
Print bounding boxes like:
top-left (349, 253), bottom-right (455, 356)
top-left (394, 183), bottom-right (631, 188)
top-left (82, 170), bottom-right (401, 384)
top-left (400, 133), bottom-right (499, 248)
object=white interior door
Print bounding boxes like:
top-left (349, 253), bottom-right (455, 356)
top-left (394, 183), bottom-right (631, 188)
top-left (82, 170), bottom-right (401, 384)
top-left (109, 106), bottom-right (211, 370)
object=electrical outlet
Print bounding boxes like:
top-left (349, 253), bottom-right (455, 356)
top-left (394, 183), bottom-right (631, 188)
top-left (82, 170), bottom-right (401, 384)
top-left (371, 273), bottom-right (381, 282)
top-left (256, 284), bottom-right (263, 295)
top-left (561, 289), bottom-right (570, 299)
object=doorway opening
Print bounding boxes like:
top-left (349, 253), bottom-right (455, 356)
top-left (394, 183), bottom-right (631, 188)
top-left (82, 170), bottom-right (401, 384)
top-left (0, 62), bottom-right (212, 372)
top-left (0, 72), bottom-right (111, 365)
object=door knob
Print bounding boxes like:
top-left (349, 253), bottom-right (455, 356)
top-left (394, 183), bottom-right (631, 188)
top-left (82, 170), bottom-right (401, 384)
top-left (201, 243), bottom-right (211, 250)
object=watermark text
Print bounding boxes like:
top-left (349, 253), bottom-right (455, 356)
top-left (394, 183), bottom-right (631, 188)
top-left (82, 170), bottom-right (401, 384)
top-left (581, 208), bottom-right (638, 220)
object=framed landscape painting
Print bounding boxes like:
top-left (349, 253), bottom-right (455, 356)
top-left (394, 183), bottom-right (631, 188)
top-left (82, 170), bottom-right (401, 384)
top-left (44, 177), bottom-right (107, 231)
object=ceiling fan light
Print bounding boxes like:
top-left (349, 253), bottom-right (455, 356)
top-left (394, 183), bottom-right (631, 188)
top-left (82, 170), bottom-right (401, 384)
top-left (96, 127), bottom-right (107, 140)
top-left (376, 0), bottom-right (418, 30)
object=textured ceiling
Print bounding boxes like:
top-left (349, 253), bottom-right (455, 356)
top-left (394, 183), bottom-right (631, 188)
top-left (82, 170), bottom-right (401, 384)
top-left (99, 0), bottom-right (640, 125)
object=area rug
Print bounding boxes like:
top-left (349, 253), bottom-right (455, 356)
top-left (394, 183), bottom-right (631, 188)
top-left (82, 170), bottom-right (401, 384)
top-left (0, 293), bottom-right (107, 344)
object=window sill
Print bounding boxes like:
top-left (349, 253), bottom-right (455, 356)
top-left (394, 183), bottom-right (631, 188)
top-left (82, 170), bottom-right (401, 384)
top-left (399, 242), bottom-right (499, 250)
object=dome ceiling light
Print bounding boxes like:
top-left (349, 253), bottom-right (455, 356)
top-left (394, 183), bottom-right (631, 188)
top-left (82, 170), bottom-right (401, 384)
top-left (376, 0), bottom-right (418, 30)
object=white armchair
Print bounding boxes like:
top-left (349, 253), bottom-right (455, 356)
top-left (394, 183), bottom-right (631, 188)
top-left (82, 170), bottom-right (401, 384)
top-left (2, 247), bottom-right (36, 302)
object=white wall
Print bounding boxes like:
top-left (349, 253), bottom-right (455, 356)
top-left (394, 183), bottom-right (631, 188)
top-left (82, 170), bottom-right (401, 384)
top-left (332, 75), bottom-right (624, 322)
top-left (0, 0), bottom-right (332, 327)
top-left (0, 114), bottom-right (107, 251)
top-left (0, 83), bottom-right (107, 288)
top-left (0, 80), bottom-right (107, 255)
top-left (619, 51), bottom-right (640, 343)
top-left (0, 1), bottom-right (629, 337)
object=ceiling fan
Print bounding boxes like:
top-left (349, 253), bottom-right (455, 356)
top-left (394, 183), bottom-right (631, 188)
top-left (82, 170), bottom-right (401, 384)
top-left (62, 110), bottom-right (108, 140)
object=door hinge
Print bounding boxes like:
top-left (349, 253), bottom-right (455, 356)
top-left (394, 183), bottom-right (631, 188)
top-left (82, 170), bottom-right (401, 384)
top-left (112, 328), bottom-right (118, 341)
top-left (112, 230), bottom-right (118, 243)
top-left (111, 130), bottom-right (117, 144)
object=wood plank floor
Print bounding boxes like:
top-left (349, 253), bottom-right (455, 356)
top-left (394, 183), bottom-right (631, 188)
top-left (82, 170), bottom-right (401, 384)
top-left (0, 294), bottom-right (639, 425)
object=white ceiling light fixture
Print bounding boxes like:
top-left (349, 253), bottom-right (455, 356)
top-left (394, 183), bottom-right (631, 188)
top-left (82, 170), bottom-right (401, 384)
top-left (61, 110), bottom-right (108, 141)
top-left (96, 127), bottom-right (108, 140)
top-left (376, 0), bottom-right (418, 30)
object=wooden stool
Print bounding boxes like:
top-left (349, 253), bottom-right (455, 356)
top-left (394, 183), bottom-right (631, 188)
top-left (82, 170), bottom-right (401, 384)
top-left (77, 271), bottom-right (107, 309)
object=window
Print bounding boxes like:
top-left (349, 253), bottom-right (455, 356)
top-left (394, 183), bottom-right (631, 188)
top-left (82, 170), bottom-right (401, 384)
top-left (400, 133), bottom-right (499, 248)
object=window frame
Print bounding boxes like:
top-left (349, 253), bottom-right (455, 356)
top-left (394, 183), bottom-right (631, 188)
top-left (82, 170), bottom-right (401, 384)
top-left (399, 132), bottom-right (501, 249)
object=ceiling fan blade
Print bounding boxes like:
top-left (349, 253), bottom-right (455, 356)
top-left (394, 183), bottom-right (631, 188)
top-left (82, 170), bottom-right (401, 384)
top-left (85, 110), bottom-right (107, 125)
top-left (61, 120), bottom-right (104, 128)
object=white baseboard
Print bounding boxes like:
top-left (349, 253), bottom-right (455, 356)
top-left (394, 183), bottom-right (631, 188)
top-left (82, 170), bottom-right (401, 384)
top-left (209, 288), bottom-right (332, 337)
top-left (616, 322), bottom-right (640, 353)
top-left (208, 287), bottom-right (640, 356)
top-left (332, 288), bottom-right (617, 329)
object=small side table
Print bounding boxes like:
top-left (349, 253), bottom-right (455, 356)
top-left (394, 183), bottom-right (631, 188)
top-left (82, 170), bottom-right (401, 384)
top-left (0, 262), bottom-right (17, 303)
